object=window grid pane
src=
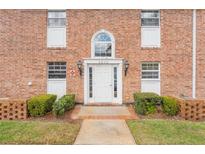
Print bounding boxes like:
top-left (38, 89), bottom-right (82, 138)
top-left (141, 18), bottom-right (159, 26)
top-left (114, 67), bottom-right (117, 98)
top-left (48, 62), bottom-right (66, 79)
top-left (89, 67), bottom-right (93, 98)
top-left (48, 18), bottom-right (66, 27)
top-left (142, 63), bottom-right (159, 70)
top-left (141, 63), bottom-right (159, 79)
top-left (141, 10), bottom-right (160, 27)
top-left (95, 42), bottom-right (112, 57)
top-left (142, 72), bottom-right (159, 79)
top-left (48, 11), bottom-right (66, 18)
top-left (141, 11), bottom-right (159, 18)
top-left (48, 11), bottom-right (66, 27)
top-left (94, 32), bottom-right (112, 42)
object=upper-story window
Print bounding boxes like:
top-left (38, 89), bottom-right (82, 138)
top-left (141, 10), bottom-right (160, 48)
top-left (48, 11), bottom-right (66, 27)
top-left (47, 10), bottom-right (66, 48)
top-left (141, 10), bottom-right (160, 27)
top-left (91, 30), bottom-right (115, 58)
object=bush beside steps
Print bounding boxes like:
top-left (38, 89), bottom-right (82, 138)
top-left (133, 92), bottom-right (180, 116)
top-left (162, 96), bottom-right (179, 116)
top-left (27, 94), bottom-right (57, 117)
top-left (133, 92), bottom-right (162, 115)
top-left (52, 94), bottom-right (75, 116)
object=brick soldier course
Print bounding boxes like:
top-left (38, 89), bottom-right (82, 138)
top-left (0, 10), bottom-right (205, 103)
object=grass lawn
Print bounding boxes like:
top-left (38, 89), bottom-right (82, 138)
top-left (127, 119), bottom-right (205, 145)
top-left (0, 120), bottom-right (81, 144)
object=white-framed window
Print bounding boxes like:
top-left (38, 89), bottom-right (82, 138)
top-left (141, 10), bottom-right (160, 48)
top-left (47, 10), bottom-right (66, 48)
top-left (141, 10), bottom-right (160, 27)
top-left (141, 62), bottom-right (161, 95)
top-left (91, 29), bottom-right (115, 58)
top-left (47, 62), bottom-right (66, 79)
top-left (141, 62), bottom-right (160, 80)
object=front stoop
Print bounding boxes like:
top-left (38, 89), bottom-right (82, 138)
top-left (70, 105), bottom-right (138, 120)
top-left (74, 119), bottom-right (136, 145)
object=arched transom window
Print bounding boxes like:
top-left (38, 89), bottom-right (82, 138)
top-left (92, 30), bottom-right (115, 58)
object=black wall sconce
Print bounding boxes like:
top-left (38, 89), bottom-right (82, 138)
top-left (77, 60), bottom-right (83, 76)
top-left (124, 60), bottom-right (129, 76)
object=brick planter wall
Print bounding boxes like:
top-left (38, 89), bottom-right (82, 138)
top-left (177, 98), bottom-right (205, 121)
top-left (0, 99), bottom-right (27, 120)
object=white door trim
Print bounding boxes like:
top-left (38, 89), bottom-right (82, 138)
top-left (84, 58), bottom-right (123, 105)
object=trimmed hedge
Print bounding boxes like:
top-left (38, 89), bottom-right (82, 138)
top-left (133, 92), bottom-right (162, 115)
top-left (52, 94), bottom-right (75, 116)
top-left (27, 94), bottom-right (57, 117)
top-left (162, 96), bottom-right (180, 116)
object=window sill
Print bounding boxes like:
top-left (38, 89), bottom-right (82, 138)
top-left (47, 47), bottom-right (67, 50)
top-left (141, 46), bottom-right (161, 49)
top-left (141, 79), bottom-right (160, 81)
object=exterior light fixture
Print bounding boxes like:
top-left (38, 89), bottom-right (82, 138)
top-left (124, 60), bottom-right (129, 76)
top-left (77, 60), bottom-right (83, 76)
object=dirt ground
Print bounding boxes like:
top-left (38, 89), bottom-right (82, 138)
top-left (27, 109), bottom-right (81, 123)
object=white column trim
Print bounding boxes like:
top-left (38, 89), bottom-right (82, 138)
top-left (192, 9), bottom-right (196, 99)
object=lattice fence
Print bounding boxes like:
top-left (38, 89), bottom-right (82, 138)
top-left (0, 99), bottom-right (27, 120)
top-left (178, 99), bottom-right (205, 121)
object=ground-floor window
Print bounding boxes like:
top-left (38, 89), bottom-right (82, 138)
top-left (141, 62), bottom-right (160, 79)
top-left (48, 62), bottom-right (66, 79)
top-left (141, 62), bottom-right (160, 94)
top-left (47, 62), bottom-right (67, 98)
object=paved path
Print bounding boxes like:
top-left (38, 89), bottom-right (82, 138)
top-left (74, 119), bottom-right (136, 145)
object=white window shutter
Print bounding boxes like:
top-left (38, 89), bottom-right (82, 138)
top-left (47, 27), bottom-right (66, 47)
top-left (141, 80), bottom-right (160, 95)
top-left (141, 27), bottom-right (160, 48)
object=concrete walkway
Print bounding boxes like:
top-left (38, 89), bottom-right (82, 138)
top-left (74, 119), bottom-right (136, 145)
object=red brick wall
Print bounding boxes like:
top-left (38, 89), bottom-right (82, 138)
top-left (0, 9), bottom-right (202, 103)
top-left (196, 10), bottom-right (205, 99)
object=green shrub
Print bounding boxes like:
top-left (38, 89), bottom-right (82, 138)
top-left (52, 94), bottom-right (75, 116)
top-left (27, 94), bottom-right (57, 117)
top-left (162, 96), bottom-right (179, 116)
top-left (133, 92), bottom-right (162, 115)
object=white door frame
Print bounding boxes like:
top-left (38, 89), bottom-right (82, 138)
top-left (84, 58), bottom-right (123, 105)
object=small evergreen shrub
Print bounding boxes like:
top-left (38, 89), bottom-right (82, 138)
top-left (27, 94), bottom-right (57, 117)
top-left (162, 96), bottom-right (179, 116)
top-left (52, 94), bottom-right (75, 116)
top-left (133, 92), bottom-right (162, 115)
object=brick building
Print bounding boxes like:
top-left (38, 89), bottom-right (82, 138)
top-left (0, 9), bottom-right (204, 104)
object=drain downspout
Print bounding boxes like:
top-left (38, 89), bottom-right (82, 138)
top-left (192, 9), bottom-right (196, 99)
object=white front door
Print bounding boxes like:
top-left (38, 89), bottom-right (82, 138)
top-left (87, 64), bottom-right (121, 104)
top-left (84, 59), bottom-right (123, 105)
top-left (93, 65), bottom-right (112, 102)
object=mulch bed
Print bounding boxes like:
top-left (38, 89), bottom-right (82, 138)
top-left (137, 112), bottom-right (183, 121)
top-left (27, 109), bottom-right (81, 123)
top-left (130, 105), bottom-right (184, 121)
